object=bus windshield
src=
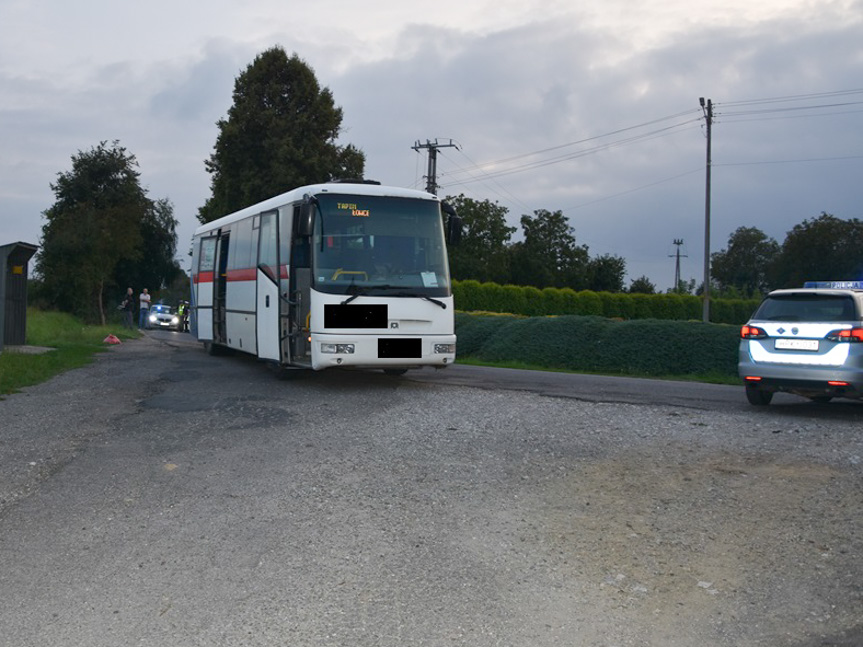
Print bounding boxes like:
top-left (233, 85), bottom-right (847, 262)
top-left (311, 194), bottom-right (452, 298)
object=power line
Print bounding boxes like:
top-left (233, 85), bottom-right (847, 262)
top-left (454, 108), bottom-right (700, 172)
top-left (716, 154), bottom-right (863, 167)
top-left (560, 168), bottom-right (702, 211)
top-left (713, 107), bottom-right (863, 125)
top-left (443, 117), bottom-right (701, 186)
top-left (414, 87), bottom-right (862, 226)
top-left (441, 88), bottom-right (863, 189)
top-left (720, 100), bottom-right (863, 119)
top-left (719, 88), bottom-right (863, 108)
top-left (438, 147), bottom-right (533, 212)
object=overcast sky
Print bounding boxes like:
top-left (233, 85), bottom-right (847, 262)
top-left (1, 0), bottom-right (861, 291)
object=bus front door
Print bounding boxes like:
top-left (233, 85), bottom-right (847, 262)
top-left (194, 236), bottom-right (217, 341)
top-left (256, 211), bottom-right (281, 361)
top-left (212, 232), bottom-right (229, 345)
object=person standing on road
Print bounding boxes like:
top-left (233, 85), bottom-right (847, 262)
top-left (121, 287), bottom-right (134, 328)
top-left (138, 288), bottom-right (151, 329)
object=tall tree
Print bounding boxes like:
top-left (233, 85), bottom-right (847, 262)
top-left (628, 275), bottom-right (656, 294)
top-left (509, 209), bottom-right (589, 289)
top-left (198, 47), bottom-right (365, 223)
top-left (37, 141), bottom-right (180, 324)
top-left (711, 226), bottom-right (779, 296)
top-left (115, 197), bottom-right (183, 298)
top-left (587, 253), bottom-right (626, 292)
top-left (769, 212), bottom-right (863, 288)
top-left (444, 195), bottom-right (515, 283)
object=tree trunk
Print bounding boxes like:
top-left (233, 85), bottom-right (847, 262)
top-left (98, 280), bottom-right (106, 326)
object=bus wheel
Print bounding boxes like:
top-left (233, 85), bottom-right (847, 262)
top-left (268, 363), bottom-right (304, 380)
top-left (203, 341), bottom-right (225, 356)
top-left (383, 368), bottom-right (408, 376)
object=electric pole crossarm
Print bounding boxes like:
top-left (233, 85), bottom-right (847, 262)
top-left (412, 139), bottom-right (459, 195)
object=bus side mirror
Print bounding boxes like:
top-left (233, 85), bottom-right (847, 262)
top-left (298, 197), bottom-right (317, 237)
top-left (442, 202), bottom-right (462, 246)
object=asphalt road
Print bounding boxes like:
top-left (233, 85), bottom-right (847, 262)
top-left (1, 331), bottom-right (861, 647)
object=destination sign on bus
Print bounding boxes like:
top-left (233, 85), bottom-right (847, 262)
top-left (337, 202), bottom-right (370, 217)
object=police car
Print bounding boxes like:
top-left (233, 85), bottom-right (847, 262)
top-left (147, 304), bottom-right (181, 331)
top-left (739, 281), bottom-right (863, 405)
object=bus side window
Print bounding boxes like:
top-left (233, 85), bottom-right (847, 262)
top-left (231, 217), bottom-right (254, 271)
top-left (200, 237), bottom-right (216, 273)
top-left (258, 211), bottom-right (278, 280)
top-left (292, 205), bottom-right (310, 268)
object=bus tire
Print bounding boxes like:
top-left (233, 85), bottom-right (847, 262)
top-left (268, 363), bottom-right (304, 380)
top-left (203, 341), bottom-right (226, 356)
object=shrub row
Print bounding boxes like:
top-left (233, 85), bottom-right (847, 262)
top-left (455, 312), bottom-right (741, 378)
top-left (452, 280), bottom-right (760, 325)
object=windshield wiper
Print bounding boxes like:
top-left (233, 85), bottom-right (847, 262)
top-left (340, 287), bottom-right (446, 308)
top-left (421, 295), bottom-right (447, 309)
top-left (341, 292), bottom-right (364, 305)
top-left (391, 292), bottom-right (447, 309)
top-left (340, 285), bottom-right (400, 305)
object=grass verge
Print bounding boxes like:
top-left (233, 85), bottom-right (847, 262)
top-left (0, 309), bottom-right (139, 396)
top-left (455, 356), bottom-right (741, 385)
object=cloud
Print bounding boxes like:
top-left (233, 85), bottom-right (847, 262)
top-left (1, 2), bottom-right (861, 287)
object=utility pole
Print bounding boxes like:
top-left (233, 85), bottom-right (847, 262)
top-left (699, 97), bottom-right (713, 323)
top-left (412, 139), bottom-right (459, 195)
top-left (670, 239), bottom-right (687, 291)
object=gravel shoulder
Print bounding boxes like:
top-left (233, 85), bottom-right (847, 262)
top-left (1, 335), bottom-right (861, 647)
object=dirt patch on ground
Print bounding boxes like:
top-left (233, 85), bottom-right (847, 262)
top-left (528, 446), bottom-right (862, 646)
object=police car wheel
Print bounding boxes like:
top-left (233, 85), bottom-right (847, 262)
top-left (745, 386), bottom-right (773, 406)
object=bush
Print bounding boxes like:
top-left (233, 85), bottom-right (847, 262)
top-left (451, 280), bottom-right (758, 325)
top-left (454, 312), bottom-right (522, 356)
top-left (456, 312), bottom-right (740, 378)
top-left (575, 290), bottom-right (603, 316)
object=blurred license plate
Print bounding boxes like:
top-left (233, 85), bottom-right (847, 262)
top-left (775, 338), bottom-right (819, 351)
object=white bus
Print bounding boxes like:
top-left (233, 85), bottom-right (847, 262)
top-left (190, 181), bottom-right (461, 373)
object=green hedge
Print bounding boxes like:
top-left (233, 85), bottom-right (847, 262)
top-left (455, 312), bottom-right (740, 378)
top-left (452, 280), bottom-right (759, 325)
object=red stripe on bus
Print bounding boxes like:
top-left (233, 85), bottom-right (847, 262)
top-left (226, 268), bottom-right (257, 282)
top-left (194, 266), bottom-right (289, 284)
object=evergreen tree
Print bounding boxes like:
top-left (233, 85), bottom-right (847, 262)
top-left (198, 47), bottom-right (365, 223)
top-left (628, 275), bottom-right (656, 294)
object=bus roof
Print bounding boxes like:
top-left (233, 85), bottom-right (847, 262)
top-left (193, 182), bottom-right (439, 237)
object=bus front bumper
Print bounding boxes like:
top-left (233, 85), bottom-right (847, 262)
top-left (310, 333), bottom-right (456, 371)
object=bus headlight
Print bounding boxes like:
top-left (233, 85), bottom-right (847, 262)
top-left (321, 343), bottom-right (355, 354)
top-left (434, 344), bottom-right (456, 354)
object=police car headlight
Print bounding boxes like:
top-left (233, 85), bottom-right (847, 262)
top-left (321, 343), bottom-right (355, 354)
top-left (171, 317), bottom-right (179, 325)
top-left (149, 314), bottom-right (157, 323)
top-left (434, 343), bottom-right (456, 354)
